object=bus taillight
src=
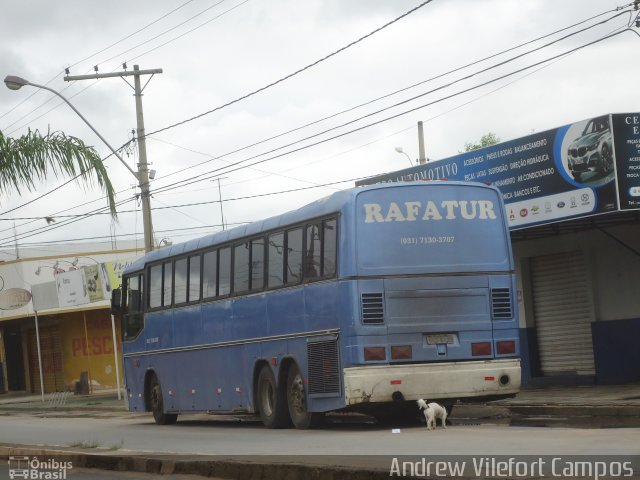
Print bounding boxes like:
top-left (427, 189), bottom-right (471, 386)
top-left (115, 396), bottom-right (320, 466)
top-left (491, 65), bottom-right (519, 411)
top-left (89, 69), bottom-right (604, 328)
top-left (391, 345), bottom-right (412, 360)
top-left (471, 342), bottom-right (492, 356)
top-left (364, 346), bottom-right (386, 361)
top-left (497, 341), bottom-right (516, 355)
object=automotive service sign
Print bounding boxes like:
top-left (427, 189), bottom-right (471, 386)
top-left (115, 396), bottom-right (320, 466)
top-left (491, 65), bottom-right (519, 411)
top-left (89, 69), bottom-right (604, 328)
top-left (357, 113), bottom-right (640, 229)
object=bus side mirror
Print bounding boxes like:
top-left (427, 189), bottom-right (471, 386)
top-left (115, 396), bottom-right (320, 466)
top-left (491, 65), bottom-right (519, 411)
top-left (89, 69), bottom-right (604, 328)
top-left (111, 288), bottom-right (122, 315)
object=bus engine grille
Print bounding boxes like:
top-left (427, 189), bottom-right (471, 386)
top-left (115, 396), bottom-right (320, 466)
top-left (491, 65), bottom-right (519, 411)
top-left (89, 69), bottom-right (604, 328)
top-left (361, 292), bottom-right (384, 324)
top-left (491, 288), bottom-right (513, 319)
top-left (307, 340), bottom-right (340, 395)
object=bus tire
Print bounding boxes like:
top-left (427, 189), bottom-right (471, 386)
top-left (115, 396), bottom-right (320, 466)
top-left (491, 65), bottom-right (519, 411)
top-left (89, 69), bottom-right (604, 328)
top-left (257, 365), bottom-right (291, 429)
top-left (286, 363), bottom-right (321, 429)
top-left (150, 375), bottom-right (177, 425)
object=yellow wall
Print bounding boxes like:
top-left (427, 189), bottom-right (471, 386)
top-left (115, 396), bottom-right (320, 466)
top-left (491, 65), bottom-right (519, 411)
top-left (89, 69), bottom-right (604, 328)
top-left (59, 310), bottom-right (122, 391)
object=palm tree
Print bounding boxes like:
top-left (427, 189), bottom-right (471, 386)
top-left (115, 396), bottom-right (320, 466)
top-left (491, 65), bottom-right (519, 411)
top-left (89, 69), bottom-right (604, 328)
top-left (0, 128), bottom-right (117, 218)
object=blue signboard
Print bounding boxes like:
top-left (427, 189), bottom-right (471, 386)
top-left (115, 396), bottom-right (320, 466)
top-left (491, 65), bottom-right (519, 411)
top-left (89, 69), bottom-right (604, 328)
top-left (357, 113), bottom-right (640, 229)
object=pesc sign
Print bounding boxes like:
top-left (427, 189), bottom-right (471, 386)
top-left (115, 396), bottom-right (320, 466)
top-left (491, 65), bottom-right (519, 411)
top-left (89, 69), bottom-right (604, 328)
top-left (357, 113), bottom-right (640, 229)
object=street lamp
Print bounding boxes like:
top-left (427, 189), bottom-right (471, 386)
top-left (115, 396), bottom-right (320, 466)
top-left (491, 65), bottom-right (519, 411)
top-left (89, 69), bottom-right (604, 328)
top-left (394, 146), bottom-right (414, 167)
top-left (4, 75), bottom-right (155, 253)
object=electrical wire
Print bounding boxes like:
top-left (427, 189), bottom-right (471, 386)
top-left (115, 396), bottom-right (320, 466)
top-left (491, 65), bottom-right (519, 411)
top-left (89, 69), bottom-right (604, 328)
top-left (0, 0), bottom-right (435, 222)
top-left (148, 16), bottom-right (634, 197)
top-left (98, 0), bottom-right (231, 67)
top-left (1, 6), bottom-right (634, 244)
top-left (0, 175), bottom-right (364, 247)
top-left (143, 4), bottom-right (635, 183)
top-left (123, 0), bottom-right (252, 66)
top-left (70, 0), bottom-right (198, 71)
top-left (144, 0), bottom-right (436, 138)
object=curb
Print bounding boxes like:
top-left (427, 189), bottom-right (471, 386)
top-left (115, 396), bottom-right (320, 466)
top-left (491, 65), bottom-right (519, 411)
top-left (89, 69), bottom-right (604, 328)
top-left (505, 405), bottom-right (640, 417)
top-left (0, 445), bottom-right (391, 480)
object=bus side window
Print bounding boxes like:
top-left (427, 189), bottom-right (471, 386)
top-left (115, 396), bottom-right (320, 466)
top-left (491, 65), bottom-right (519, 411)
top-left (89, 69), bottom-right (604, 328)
top-left (305, 223), bottom-right (321, 280)
top-left (268, 232), bottom-right (285, 288)
top-left (189, 254), bottom-right (201, 302)
top-left (219, 247), bottom-right (231, 296)
top-left (203, 250), bottom-right (218, 299)
top-left (149, 264), bottom-right (162, 309)
top-left (323, 218), bottom-right (337, 278)
top-left (251, 237), bottom-right (265, 291)
top-left (234, 242), bottom-right (250, 293)
top-left (163, 261), bottom-right (173, 307)
top-left (286, 227), bottom-right (303, 285)
top-left (175, 258), bottom-right (188, 304)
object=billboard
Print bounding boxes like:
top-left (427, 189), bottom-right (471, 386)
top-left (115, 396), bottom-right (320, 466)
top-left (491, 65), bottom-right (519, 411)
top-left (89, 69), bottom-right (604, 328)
top-left (53, 259), bottom-right (134, 308)
top-left (357, 113), bottom-right (640, 229)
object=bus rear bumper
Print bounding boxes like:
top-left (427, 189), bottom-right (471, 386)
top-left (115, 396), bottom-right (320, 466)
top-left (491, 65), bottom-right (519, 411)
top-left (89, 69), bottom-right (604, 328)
top-left (343, 358), bottom-right (520, 405)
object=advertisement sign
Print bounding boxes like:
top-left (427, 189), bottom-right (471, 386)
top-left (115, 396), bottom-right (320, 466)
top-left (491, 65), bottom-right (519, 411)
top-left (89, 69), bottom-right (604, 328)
top-left (0, 288), bottom-right (32, 310)
top-left (612, 113), bottom-right (640, 210)
top-left (357, 113), bottom-right (640, 229)
top-left (56, 269), bottom-right (90, 307)
top-left (41, 258), bottom-right (135, 310)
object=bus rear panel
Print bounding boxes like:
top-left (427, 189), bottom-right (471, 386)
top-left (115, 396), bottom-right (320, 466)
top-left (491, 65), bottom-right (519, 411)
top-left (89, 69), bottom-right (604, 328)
top-left (343, 182), bottom-right (519, 406)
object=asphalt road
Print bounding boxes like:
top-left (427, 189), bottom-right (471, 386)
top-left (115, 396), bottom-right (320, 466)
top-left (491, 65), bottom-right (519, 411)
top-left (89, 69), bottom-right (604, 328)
top-left (1, 412), bottom-right (639, 458)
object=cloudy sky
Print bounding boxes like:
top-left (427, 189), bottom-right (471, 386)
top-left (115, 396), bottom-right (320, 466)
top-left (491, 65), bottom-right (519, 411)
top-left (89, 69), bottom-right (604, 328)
top-left (0, 0), bottom-right (638, 258)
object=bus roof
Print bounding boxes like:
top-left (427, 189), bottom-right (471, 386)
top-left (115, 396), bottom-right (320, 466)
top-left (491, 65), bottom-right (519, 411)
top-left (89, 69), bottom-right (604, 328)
top-left (125, 181), bottom-right (500, 273)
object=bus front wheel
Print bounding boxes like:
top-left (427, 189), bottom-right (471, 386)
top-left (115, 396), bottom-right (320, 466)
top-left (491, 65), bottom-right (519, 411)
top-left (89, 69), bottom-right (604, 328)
top-left (150, 375), bottom-right (177, 425)
top-left (286, 363), bottom-right (321, 429)
top-left (257, 365), bottom-right (291, 429)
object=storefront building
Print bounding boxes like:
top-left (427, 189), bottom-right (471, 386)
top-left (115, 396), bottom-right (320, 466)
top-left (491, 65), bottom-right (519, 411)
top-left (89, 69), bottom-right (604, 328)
top-left (358, 112), bottom-right (640, 385)
top-left (0, 246), bottom-right (143, 394)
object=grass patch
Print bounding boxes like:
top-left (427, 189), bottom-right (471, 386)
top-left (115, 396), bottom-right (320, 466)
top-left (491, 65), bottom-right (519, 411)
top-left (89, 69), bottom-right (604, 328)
top-left (69, 440), bottom-right (100, 449)
top-left (108, 440), bottom-right (124, 451)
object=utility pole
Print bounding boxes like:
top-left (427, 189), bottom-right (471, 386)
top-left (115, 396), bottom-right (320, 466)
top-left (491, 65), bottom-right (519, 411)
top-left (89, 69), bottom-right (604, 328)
top-left (417, 121), bottom-right (427, 164)
top-left (216, 177), bottom-right (227, 231)
top-left (64, 65), bottom-right (162, 253)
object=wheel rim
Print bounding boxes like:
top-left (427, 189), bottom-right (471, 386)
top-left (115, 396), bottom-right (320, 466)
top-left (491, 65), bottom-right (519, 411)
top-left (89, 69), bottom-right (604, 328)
top-left (290, 373), bottom-right (306, 415)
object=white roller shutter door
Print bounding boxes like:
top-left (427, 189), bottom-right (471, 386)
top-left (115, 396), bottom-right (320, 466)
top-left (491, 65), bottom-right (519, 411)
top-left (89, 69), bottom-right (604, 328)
top-left (530, 251), bottom-right (595, 376)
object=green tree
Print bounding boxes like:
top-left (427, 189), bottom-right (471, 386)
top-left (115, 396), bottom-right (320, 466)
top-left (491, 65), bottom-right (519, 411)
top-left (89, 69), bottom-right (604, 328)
top-left (0, 129), bottom-right (117, 218)
top-left (463, 132), bottom-right (500, 152)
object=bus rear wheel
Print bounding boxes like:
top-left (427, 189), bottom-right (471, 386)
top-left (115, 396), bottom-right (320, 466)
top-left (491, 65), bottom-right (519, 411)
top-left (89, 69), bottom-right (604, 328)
top-left (257, 365), bottom-right (291, 429)
top-left (150, 375), bottom-right (177, 425)
top-left (286, 363), bottom-right (321, 429)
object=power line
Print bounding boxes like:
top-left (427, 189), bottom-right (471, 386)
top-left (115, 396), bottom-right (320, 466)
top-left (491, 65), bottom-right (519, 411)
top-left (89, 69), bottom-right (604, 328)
top-left (124, 0), bottom-right (252, 65)
top-left (1, 5), bottom-right (633, 240)
top-left (70, 0), bottom-right (198, 71)
top-left (144, 3), bottom-right (632, 184)
top-left (98, 0), bottom-right (232, 67)
top-left (1, 0), bottom-right (237, 133)
top-left (144, 0), bottom-right (435, 138)
top-left (0, 18), bottom-right (629, 246)
top-left (0, 176), bottom-right (363, 247)
top-left (149, 15), bottom-right (633, 197)
top-left (0, 0), bottom-right (434, 223)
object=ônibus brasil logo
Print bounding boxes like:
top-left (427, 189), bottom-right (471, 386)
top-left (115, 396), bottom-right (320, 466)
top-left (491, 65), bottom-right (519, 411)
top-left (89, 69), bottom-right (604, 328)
top-left (8, 456), bottom-right (72, 479)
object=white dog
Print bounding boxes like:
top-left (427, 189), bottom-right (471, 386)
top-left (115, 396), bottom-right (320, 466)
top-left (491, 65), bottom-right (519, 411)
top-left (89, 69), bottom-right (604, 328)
top-left (417, 399), bottom-right (447, 430)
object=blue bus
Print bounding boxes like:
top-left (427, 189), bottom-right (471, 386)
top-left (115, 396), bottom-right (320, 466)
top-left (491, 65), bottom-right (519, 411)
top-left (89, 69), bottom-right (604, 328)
top-left (112, 181), bottom-right (520, 429)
